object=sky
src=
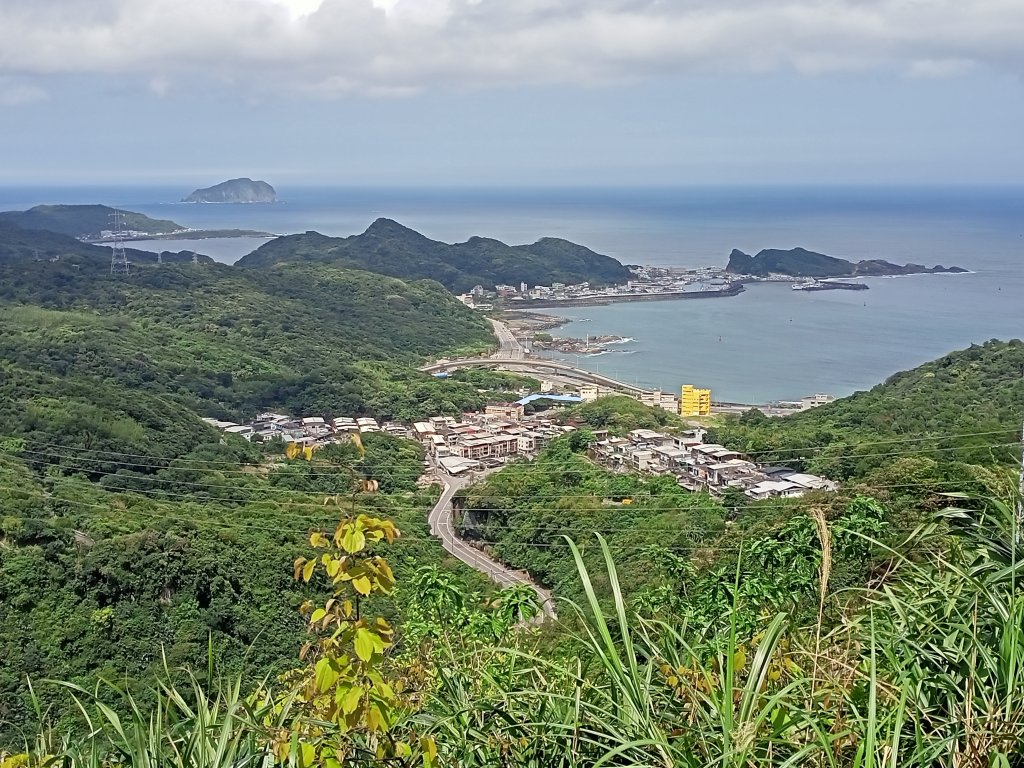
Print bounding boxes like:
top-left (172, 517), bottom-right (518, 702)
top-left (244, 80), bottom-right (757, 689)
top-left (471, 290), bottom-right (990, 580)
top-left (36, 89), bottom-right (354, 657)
top-left (1, 0), bottom-right (1022, 186)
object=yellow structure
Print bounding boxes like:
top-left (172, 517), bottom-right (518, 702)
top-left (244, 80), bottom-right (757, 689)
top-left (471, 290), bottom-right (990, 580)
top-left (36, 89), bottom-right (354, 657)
top-left (680, 385), bottom-right (712, 417)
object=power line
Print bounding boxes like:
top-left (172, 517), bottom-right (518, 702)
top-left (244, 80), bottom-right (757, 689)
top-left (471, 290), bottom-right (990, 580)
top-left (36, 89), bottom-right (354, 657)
top-left (9, 472), bottom-right (992, 536)
top-left (2, 495), bottom-right (919, 552)
top-left (12, 430), bottom-right (1019, 479)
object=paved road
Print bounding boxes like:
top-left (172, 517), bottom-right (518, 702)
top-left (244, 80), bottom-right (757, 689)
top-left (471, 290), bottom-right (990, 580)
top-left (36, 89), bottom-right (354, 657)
top-left (488, 318), bottom-right (526, 360)
top-left (428, 471), bottom-right (556, 620)
top-left (422, 355), bottom-right (651, 396)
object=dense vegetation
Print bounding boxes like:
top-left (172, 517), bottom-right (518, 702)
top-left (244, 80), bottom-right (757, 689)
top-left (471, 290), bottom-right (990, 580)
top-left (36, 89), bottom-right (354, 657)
top-left (0, 223), bottom-right (503, 477)
top-left (457, 436), bottom-right (729, 603)
top-left (2, 217), bottom-right (1024, 764)
top-left (726, 246), bottom-right (964, 277)
top-left (710, 338), bottom-right (1024, 480)
top-left (0, 437), bottom-right (501, 742)
top-left (6, 489), bottom-right (1024, 767)
top-left (237, 217), bottom-right (633, 292)
top-left (563, 393), bottom-right (687, 433)
top-left (0, 205), bottom-right (183, 239)
top-left (0, 221), bottom-right (511, 740)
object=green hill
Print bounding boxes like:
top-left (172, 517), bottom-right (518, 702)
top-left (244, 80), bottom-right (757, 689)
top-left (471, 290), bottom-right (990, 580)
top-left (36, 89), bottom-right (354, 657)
top-left (0, 204), bottom-right (184, 239)
top-left (0, 222), bottom-right (503, 736)
top-left (710, 338), bottom-right (1024, 480)
top-left (726, 246), bottom-right (966, 277)
top-left (237, 217), bottom-right (633, 293)
top-left (0, 224), bottom-right (495, 480)
top-left (0, 220), bottom-right (214, 267)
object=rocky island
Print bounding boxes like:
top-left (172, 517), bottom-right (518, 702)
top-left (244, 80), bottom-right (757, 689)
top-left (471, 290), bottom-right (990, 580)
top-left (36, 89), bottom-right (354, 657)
top-left (727, 247), bottom-right (968, 278)
top-left (183, 178), bottom-right (278, 203)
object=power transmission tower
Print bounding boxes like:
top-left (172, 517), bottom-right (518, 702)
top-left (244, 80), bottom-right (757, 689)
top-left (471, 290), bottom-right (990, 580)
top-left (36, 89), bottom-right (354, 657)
top-left (109, 209), bottom-right (131, 276)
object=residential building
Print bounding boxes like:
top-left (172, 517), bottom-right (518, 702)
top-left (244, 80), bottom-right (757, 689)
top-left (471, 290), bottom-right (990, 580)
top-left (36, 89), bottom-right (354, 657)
top-left (639, 389), bottom-right (680, 413)
top-left (680, 385), bottom-right (712, 417)
top-left (454, 434), bottom-right (519, 461)
top-left (484, 402), bottom-right (526, 420)
top-left (801, 393), bottom-right (836, 409)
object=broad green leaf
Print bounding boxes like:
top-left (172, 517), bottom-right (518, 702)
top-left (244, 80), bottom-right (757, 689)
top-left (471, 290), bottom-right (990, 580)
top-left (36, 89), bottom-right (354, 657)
top-left (315, 657), bottom-right (340, 692)
top-left (354, 627), bottom-right (376, 662)
top-left (340, 527), bottom-right (366, 554)
top-left (341, 683), bottom-right (364, 714)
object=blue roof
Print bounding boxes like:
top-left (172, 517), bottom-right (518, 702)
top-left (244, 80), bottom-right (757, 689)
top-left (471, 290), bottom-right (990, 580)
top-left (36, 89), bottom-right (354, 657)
top-left (516, 393), bottom-right (583, 405)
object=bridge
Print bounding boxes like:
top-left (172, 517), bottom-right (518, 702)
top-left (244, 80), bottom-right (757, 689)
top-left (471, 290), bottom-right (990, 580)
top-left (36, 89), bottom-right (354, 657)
top-left (420, 356), bottom-right (655, 397)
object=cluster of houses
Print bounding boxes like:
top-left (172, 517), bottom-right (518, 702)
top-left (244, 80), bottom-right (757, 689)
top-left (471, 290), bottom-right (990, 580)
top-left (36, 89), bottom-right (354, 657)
top-left (201, 413), bottom-right (410, 447)
top-left (590, 428), bottom-right (837, 501)
top-left (202, 406), bottom-right (577, 476)
top-left (411, 410), bottom-right (578, 475)
top-left (204, 404), bottom-right (836, 502)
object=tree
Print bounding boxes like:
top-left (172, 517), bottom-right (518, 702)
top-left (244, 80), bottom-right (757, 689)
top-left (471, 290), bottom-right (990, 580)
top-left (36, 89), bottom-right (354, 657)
top-left (281, 514), bottom-right (437, 767)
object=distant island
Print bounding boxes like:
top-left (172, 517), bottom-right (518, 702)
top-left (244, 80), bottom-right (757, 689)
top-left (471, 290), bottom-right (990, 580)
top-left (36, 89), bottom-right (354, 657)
top-left (0, 204), bottom-right (272, 241)
top-left (183, 178), bottom-right (278, 203)
top-left (237, 217), bottom-right (633, 294)
top-left (726, 247), bottom-right (968, 278)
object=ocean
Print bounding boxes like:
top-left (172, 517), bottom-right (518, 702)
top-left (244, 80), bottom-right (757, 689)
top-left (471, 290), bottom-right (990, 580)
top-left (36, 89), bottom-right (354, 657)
top-left (1, 185), bottom-right (1021, 403)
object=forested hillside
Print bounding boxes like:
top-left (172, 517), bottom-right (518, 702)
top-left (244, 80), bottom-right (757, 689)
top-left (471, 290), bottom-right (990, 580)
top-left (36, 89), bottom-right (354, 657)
top-left (0, 226), bottom-right (498, 477)
top-left (0, 204), bottom-right (183, 239)
top-left (0, 222), bottom-right (510, 740)
top-left (237, 217), bottom-right (632, 292)
top-left (710, 338), bottom-right (1024, 479)
top-left (3, 218), bottom-right (1024, 765)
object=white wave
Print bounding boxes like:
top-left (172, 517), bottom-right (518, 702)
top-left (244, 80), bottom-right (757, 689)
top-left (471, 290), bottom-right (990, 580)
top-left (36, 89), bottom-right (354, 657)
top-left (604, 337), bottom-right (635, 345)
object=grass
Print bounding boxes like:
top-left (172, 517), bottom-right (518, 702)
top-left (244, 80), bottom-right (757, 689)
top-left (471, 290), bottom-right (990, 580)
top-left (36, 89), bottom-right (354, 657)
top-left (6, 492), bottom-right (1024, 767)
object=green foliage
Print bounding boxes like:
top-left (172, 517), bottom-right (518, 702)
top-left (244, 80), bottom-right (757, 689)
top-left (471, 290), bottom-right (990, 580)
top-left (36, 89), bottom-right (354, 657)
top-left (446, 367), bottom-right (540, 394)
top-left (727, 246), bottom-right (859, 277)
top-left (564, 395), bottom-right (685, 434)
top-left (8, 490), bottom-right (1024, 767)
top-left (710, 339), bottom-right (1024, 480)
top-left (457, 438), bottom-right (727, 603)
top-left (0, 205), bottom-right (183, 239)
top-left (238, 218), bottom-right (632, 293)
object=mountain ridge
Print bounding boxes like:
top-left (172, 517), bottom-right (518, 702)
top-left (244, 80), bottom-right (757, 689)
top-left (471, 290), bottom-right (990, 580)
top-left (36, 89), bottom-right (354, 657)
top-left (237, 217), bottom-right (632, 293)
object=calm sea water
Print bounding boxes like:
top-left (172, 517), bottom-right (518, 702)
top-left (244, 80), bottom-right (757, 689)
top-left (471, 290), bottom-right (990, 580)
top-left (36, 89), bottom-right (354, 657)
top-left (2, 185), bottom-right (1021, 402)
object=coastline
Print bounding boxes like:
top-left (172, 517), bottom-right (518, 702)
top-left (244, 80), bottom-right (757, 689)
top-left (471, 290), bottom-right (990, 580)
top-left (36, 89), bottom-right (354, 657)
top-left (87, 229), bottom-right (275, 243)
top-left (499, 282), bottom-right (744, 309)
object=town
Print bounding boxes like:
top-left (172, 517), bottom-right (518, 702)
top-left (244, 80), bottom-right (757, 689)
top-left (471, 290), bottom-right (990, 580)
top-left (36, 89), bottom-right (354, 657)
top-left (204, 390), bottom-right (836, 502)
top-left (457, 265), bottom-right (743, 309)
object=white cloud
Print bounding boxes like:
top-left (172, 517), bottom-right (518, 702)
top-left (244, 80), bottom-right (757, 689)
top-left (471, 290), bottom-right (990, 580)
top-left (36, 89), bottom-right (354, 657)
top-left (0, 0), bottom-right (1020, 96)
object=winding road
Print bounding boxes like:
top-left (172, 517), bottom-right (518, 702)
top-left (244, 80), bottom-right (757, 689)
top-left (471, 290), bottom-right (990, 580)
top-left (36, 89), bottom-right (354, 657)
top-left (428, 471), bottom-right (556, 620)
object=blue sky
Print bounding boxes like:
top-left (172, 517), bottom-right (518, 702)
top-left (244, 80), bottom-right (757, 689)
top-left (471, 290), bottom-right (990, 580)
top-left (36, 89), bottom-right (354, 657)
top-left (1, 0), bottom-right (1022, 185)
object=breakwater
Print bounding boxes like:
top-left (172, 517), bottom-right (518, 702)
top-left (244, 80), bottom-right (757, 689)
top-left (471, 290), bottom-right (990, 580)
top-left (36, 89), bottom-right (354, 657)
top-left (503, 282), bottom-right (744, 309)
